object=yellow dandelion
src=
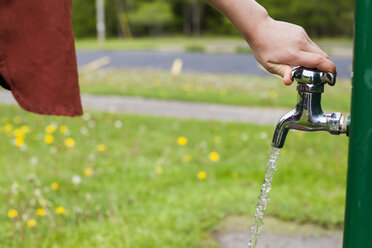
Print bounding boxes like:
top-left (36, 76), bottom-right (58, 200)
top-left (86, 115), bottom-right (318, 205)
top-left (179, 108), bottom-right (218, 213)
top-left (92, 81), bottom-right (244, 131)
top-left (183, 154), bottom-right (192, 162)
top-left (232, 172), bottom-right (239, 179)
top-left (59, 125), bottom-right (69, 134)
top-left (13, 129), bottom-right (25, 139)
top-left (45, 124), bottom-right (57, 133)
top-left (36, 208), bottom-right (46, 216)
top-left (220, 89), bottom-right (227, 95)
top-left (64, 138), bottom-right (75, 148)
top-left (281, 149), bottom-right (287, 156)
top-left (97, 144), bottom-right (107, 152)
top-left (295, 130), bottom-right (303, 137)
top-left (20, 125), bottom-right (30, 134)
top-left (14, 138), bottom-right (24, 147)
top-left (177, 137), bottom-right (187, 146)
top-left (44, 134), bottom-right (54, 144)
top-left (197, 171), bottom-right (207, 180)
top-left (182, 84), bottom-right (191, 92)
top-left (214, 136), bottom-right (221, 143)
top-left (7, 209), bottom-right (18, 218)
top-left (4, 123), bottom-right (13, 133)
top-left (269, 91), bottom-right (278, 100)
top-left (27, 219), bottom-right (37, 228)
top-left (209, 152), bottom-right (220, 161)
top-left (155, 166), bottom-right (163, 174)
top-left (153, 78), bottom-right (162, 87)
top-left (51, 182), bottom-right (59, 191)
top-left (55, 206), bottom-right (66, 215)
top-left (84, 167), bottom-right (94, 176)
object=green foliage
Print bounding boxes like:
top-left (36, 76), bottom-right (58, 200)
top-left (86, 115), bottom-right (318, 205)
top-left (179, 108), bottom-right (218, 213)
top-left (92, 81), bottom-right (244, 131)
top-left (259, 0), bottom-right (354, 37)
top-left (71, 0), bottom-right (354, 38)
top-left (128, 0), bottom-right (174, 34)
top-left (72, 0), bottom-right (96, 38)
top-left (185, 44), bottom-right (206, 52)
top-left (71, 0), bottom-right (120, 38)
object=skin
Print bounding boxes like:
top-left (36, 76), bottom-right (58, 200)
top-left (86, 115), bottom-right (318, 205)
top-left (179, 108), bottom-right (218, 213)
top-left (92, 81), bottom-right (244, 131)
top-left (206, 0), bottom-right (336, 85)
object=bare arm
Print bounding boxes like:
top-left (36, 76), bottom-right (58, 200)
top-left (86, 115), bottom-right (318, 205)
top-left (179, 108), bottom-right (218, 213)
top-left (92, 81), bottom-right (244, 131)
top-left (206, 0), bottom-right (336, 85)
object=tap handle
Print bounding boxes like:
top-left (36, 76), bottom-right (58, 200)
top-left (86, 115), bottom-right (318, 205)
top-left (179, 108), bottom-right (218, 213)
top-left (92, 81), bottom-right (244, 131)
top-left (291, 66), bottom-right (336, 86)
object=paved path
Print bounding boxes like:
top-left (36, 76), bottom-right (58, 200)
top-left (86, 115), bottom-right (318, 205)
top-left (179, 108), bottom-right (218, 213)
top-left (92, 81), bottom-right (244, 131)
top-left (217, 231), bottom-right (342, 248)
top-left (0, 91), bottom-right (287, 125)
top-left (215, 216), bottom-right (343, 248)
top-left (76, 51), bottom-right (353, 79)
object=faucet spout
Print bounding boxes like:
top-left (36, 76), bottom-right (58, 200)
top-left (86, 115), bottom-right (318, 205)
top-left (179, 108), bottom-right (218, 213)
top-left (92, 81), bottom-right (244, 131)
top-left (271, 109), bottom-right (296, 149)
top-left (272, 108), bottom-right (348, 148)
top-left (271, 67), bottom-right (349, 148)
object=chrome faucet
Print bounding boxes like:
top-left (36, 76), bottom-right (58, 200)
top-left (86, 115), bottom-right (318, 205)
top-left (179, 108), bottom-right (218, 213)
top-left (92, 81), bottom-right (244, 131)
top-left (272, 66), bottom-right (349, 148)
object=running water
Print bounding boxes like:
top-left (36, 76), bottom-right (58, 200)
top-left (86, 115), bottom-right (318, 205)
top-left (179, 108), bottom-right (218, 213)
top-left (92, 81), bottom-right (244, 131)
top-left (248, 147), bottom-right (281, 248)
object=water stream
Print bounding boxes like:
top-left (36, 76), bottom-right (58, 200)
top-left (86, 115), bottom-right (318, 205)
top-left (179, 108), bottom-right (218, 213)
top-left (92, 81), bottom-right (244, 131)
top-left (248, 147), bottom-right (281, 248)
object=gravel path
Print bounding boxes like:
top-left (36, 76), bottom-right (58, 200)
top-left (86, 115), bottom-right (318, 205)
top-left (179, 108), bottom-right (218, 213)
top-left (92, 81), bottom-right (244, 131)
top-left (0, 91), bottom-right (288, 125)
top-left (217, 231), bottom-right (342, 248)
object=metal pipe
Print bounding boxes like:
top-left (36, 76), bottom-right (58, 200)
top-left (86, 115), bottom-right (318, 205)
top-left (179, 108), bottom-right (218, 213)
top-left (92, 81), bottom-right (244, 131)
top-left (343, 0), bottom-right (372, 247)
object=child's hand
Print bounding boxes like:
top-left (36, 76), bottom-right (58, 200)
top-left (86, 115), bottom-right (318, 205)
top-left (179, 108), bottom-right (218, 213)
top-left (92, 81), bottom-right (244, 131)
top-left (206, 0), bottom-right (336, 85)
top-left (247, 17), bottom-right (336, 85)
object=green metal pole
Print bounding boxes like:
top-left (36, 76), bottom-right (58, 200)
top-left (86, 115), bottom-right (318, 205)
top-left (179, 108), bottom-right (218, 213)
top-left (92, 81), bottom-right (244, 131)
top-left (343, 0), bottom-right (372, 247)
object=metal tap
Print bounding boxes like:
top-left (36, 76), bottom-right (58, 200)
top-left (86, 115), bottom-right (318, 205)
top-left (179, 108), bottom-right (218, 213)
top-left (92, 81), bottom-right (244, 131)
top-left (272, 66), bottom-right (349, 148)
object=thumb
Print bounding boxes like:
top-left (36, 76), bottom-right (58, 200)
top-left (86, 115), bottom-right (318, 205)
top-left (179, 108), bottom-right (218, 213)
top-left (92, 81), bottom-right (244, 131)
top-left (267, 63), bottom-right (293, 85)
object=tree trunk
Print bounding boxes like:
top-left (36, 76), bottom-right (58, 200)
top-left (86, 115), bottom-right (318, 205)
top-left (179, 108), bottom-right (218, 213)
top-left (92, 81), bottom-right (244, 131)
top-left (183, 1), bottom-right (191, 34)
top-left (115, 0), bottom-right (133, 39)
top-left (190, 0), bottom-right (203, 36)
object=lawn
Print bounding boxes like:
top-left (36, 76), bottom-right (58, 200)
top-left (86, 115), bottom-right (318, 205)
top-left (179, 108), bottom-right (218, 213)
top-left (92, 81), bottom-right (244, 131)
top-left (79, 69), bottom-right (352, 113)
top-left (75, 36), bottom-right (352, 55)
top-left (0, 104), bottom-right (348, 247)
top-left (75, 36), bottom-right (249, 54)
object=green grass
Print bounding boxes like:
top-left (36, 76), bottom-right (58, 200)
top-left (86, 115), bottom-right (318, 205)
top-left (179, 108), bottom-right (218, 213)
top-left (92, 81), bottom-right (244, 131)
top-left (185, 45), bottom-right (206, 53)
top-left (75, 37), bottom-right (352, 54)
top-left (235, 46), bottom-right (252, 53)
top-left (75, 36), bottom-right (244, 53)
top-left (79, 70), bottom-right (352, 113)
top-left (75, 37), bottom-right (352, 57)
top-left (0, 105), bottom-right (347, 247)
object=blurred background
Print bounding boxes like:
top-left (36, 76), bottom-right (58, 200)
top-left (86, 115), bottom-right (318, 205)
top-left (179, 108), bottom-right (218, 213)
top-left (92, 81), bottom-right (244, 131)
top-left (73, 0), bottom-right (354, 39)
top-left (0, 0), bottom-right (353, 247)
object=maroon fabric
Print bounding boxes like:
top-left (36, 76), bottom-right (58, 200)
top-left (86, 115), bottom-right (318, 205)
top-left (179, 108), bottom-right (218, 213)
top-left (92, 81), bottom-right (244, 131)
top-left (0, 0), bottom-right (82, 116)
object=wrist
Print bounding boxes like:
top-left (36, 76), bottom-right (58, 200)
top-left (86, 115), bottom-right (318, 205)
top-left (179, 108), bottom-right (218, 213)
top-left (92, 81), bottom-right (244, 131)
top-left (207, 0), bottom-right (269, 43)
top-left (242, 7), bottom-right (270, 46)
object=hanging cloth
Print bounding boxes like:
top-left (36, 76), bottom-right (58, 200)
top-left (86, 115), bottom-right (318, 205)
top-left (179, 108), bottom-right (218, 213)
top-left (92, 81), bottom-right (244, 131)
top-left (0, 0), bottom-right (83, 116)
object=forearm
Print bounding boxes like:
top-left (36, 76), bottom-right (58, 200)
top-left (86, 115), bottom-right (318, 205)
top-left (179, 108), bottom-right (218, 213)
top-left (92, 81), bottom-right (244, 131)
top-left (206, 0), bottom-right (335, 84)
top-left (206, 0), bottom-right (269, 43)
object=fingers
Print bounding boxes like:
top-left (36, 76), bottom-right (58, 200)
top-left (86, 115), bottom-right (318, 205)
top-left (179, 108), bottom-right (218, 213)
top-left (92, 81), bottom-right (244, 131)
top-left (264, 49), bottom-right (336, 86)
top-left (260, 38), bottom-right (336, 85)
top-left (305, 41), bottom-right (330, 60)
top-left (302, 35), bottom-right (335, 71)
top-left (292, 51), bottom-right (336, 75)
top-left (266, 63), bottom-right (293, 85)
top-left (300, 31), bottom-right (329, 58)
